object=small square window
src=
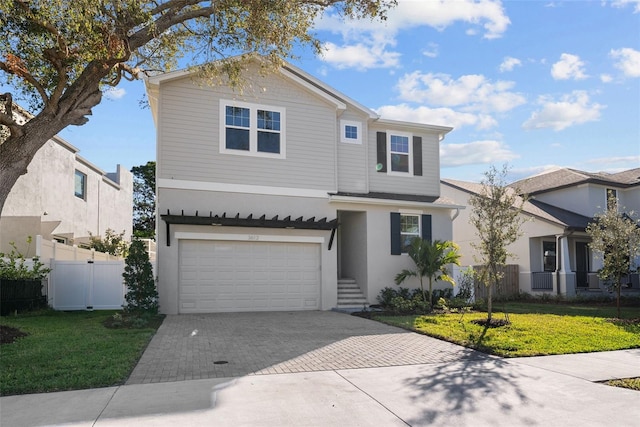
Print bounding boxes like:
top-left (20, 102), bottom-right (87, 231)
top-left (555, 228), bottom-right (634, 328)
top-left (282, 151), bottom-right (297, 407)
top-left (74, 170), bottom-right (86, 199)
top-left (340, 120), bottom-right (362, 144)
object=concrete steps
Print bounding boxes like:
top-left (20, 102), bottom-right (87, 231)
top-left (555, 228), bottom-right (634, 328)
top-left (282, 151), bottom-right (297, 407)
top-left (336, 278), bottom-right (368, 309)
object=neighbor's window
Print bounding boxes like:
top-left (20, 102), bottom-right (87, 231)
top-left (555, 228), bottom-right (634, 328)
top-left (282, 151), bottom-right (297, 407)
top-left (606, 188), bottom-right (618, 211)
top-left (400, 214), bottom-right (420, 253)
top-left (340, 120), bottom-right (362, 144)
top-left (221, 100), bottom-right (285, 158)
top-left (74, 170), bottom-right (86, 199)
top-left (543, 241), bottom-right (556, 272)
top-left (388, 132), bottom-right (412, 174)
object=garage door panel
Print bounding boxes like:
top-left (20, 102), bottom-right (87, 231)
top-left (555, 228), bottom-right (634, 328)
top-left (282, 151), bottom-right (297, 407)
top-left (179, 240), bottom-right (320, 313)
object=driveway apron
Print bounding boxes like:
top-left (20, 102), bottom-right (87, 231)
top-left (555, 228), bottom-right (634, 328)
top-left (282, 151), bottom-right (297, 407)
top-left (127, 311), bottom-right (485, 384)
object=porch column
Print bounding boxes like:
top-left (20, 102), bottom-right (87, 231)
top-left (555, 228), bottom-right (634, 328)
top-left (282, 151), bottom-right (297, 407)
top-left (557, 235), bottom-right (575, 297)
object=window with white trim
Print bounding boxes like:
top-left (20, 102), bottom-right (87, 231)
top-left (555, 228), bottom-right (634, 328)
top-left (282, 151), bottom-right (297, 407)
top-left (388, 132), bottom-right (412, 174)
top-left (340, 120), bottom-right (362, 144)
top-left (400, 214), bottom-right (420, 253)
top-left (220, 100), bottom-right (285, 158)
top-left (74, 170), bottom-right (86, 200)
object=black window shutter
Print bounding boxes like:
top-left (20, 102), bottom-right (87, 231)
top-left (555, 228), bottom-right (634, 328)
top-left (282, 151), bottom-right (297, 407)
top-left (376, 132), bottom-right (387, 173)
top-left (421, 214), bottom-right (432, 243)
top-left (390, 212), bottom-right (401, 255)
top-left (413, 136), bottom-right (422, 176)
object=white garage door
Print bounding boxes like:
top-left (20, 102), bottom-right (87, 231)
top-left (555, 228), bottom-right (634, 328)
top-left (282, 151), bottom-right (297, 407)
top-left (179, 240), bottom-right (321, 313)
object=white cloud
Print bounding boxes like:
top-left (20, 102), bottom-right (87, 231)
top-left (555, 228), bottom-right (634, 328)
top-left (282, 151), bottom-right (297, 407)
top-left (610, 47), bottom-right (640, 78)
top-left (103, 87), bottom-right (126, 100)
top-left (321, 42), bottom-right (400, 70)
top-left (522, 91), bottom-right (604, 131)
top-left (440, 140), bottom-right (519, 167)
top-left (600, 74), bottom-right (613, 83)
top-left (376, 104), bottom-right (497, 130)
top-left (422, 43), bottom-right (439, 58)
top-left (609, 0), bottom-right (640, 13)
top-left (551, 53), bottom-right (588, 80)
top-left (395, 72), bottom-right (526, 113)
top-left (315, 0), bottom-right (510, 69)
top-left (499, 57), bottom-right (522, 72)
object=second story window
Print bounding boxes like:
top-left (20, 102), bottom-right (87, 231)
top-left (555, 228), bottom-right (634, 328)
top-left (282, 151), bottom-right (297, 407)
top-left (389, 133), bottom-right (412, 174)
top-left (221, 100), bottom-right (285, 158)
top-left (74, 170), bottom-right (86, 200)
top-left (340, 120), bottom-right (362, 144)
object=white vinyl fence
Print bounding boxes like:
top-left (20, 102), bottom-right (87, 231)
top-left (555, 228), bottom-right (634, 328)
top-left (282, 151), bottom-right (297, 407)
top-left (48, 260), bottom-right (126, 310)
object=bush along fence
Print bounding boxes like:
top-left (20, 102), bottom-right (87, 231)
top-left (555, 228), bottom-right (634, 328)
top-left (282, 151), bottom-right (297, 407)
top-left (0, 240), bottom-right (50, 315)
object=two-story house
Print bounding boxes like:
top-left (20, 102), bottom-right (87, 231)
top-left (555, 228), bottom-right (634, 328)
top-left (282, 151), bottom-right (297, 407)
top-left (442, 167), bottom-right (640, 297)
top-left (145, 57), bottom-right (460, 314)
top-left (1, 122), bottom-right (133, 257)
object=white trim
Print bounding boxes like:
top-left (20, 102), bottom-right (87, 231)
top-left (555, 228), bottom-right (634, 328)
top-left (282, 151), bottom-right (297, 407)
top-left (280, 68), bottom-right (347, 111)
top-left (340, 120), bottom-right (362, 144)
top-left (329, 194), bottom-right (464, 209)
top-left (387, 131), bottom-right (413, 176)
top-left (175, 232), bottom-right (325, 244)
top-left (219, 99), bottom-right (286, 159)
top-left (399, 208), bottom-right (423, 215)
top-left (158, 178), bottom-right (332, 198)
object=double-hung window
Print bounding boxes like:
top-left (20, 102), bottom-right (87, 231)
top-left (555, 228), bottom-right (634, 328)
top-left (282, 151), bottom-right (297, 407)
top-left (388, 132), bottom-right (412, 174)
top-left (220, 100), bottom-right (285, 158)
top-left (606, 188), bottom-right (618, 211)
top-left (400, 214), bottom-right (420, 253)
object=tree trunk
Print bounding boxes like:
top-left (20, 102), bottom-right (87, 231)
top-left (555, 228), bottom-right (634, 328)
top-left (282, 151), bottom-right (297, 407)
top-left (0, 75), bottom-right (104, 215)
top-left (487, 280), bottom-right (493, 322)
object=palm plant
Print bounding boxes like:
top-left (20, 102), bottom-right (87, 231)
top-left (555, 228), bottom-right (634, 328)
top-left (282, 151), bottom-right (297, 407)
top-left (395, 238), bottom-right (461, 310)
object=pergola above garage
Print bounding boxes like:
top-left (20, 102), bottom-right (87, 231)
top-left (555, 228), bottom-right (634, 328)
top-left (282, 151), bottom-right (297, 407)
top-left (160, 210), bottom-right (339, 248)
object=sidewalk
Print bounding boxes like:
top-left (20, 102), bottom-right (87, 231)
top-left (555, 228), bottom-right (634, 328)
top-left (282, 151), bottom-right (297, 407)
top-left (1, 349), bottom-right (639, 427)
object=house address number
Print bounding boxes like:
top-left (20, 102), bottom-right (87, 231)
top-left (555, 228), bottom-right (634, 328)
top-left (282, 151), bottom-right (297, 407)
top-left (248, 235), bottom-right (260, 241)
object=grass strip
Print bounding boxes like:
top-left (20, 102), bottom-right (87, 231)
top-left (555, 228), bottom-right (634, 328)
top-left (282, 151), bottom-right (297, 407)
top-left (0, 310), bottom-right (161, 396)
top-left (376, 309), bottom-right (640, 357)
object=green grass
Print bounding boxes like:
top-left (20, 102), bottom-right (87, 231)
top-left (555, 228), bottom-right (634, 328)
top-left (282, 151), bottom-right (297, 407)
top-left (376, 303), bottom-right (640, 357)
top-left (606, 378), bottom-right (640, 391)
top-left (0, 310), bottom-right (162, 396)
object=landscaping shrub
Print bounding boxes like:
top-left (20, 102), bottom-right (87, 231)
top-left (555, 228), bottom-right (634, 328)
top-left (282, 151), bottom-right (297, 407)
top-left (123, 240), bottom-right (158, 316)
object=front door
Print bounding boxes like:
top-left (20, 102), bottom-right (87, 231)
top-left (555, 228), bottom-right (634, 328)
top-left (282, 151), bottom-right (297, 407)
top-left (576, 242), bottom-right (589, 288)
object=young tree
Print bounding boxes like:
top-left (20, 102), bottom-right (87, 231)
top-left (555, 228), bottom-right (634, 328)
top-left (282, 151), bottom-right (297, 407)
top-left (88, 228), bottom-right (129, 257)
top-left (395, 238), bottom-right (461, 310)
top-left (131, 161), bottom-right (156, 239)
top-left (469, 165), bottom-right (527, 323)
top-left (586, 195), bottom-right (640, 318)
top-left (123, 239), bottom-right (158, 315)
top-left (0, 0), bottom-right (395, 214)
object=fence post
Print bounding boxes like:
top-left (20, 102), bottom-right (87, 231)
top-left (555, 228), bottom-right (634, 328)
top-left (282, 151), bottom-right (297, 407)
top-left (86, 259), bottom-right (94, 310)
top-left (35, 235), bottom-right (42, 258)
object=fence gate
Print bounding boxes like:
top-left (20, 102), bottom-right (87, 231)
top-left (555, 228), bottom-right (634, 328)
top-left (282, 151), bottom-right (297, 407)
top-left (49, 260), bottom-right (125, 310)
top-left (473, 264), bottom-right (519, 300)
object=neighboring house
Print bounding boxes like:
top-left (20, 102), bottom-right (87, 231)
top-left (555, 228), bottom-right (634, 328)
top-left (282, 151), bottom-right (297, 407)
top-left (1, 121), bottom-right (133, 257)
top-left (441, 167), bottom-right (640, 297)
top-left (145, 57), bottom-right (460, 314)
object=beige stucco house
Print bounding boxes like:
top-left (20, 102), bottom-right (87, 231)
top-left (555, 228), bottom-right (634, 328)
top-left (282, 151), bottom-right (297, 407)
top-left (145, 58), bottom-right (461, 314)
top-left (1, 128), bottom-right (133, 257)
top-left (441, 167), bottom-right (640, 297)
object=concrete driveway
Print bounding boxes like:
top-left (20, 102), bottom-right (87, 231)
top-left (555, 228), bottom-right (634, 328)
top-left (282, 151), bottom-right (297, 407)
top-left (127, 310), bottom-right (485, 384)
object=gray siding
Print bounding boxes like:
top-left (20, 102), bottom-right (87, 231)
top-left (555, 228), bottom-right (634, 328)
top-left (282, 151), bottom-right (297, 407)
top-left (367, 124), bottom-right (441, 197)
top-left (337, 111), bottom-right (368, 192)
top-left (157, 70), bottom-right (337, 191)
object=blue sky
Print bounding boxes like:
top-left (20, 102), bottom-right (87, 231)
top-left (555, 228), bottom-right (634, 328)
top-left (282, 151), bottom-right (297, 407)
top-left (59, 0), bottom-right (640, 182)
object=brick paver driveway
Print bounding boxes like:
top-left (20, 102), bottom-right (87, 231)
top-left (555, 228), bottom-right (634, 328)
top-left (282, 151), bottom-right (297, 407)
top-left (127, 311), bottom-right (484, 384)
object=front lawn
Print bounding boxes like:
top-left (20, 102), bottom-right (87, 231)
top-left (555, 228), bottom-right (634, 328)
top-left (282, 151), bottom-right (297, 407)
top-left (376, 303), bottom-right (640, 357)
top-left (0, 310), bottom-right (162, 396)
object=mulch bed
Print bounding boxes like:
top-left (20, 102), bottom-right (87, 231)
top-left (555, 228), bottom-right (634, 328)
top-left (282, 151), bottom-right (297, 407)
top-left (0, 325), bottom-right (28, 344)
